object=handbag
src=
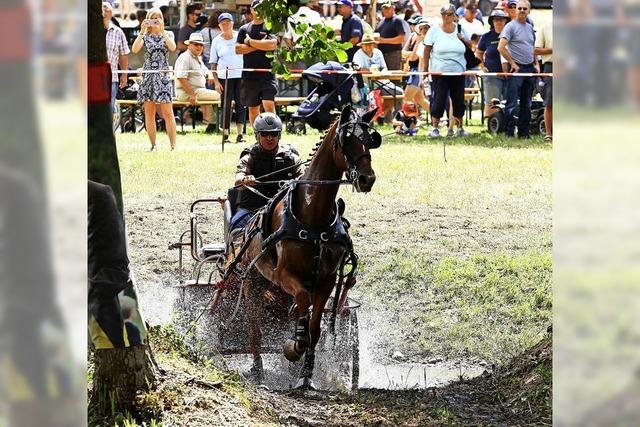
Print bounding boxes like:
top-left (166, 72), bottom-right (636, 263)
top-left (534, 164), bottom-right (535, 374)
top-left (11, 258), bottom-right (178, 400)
top-left (463, 41), bottom-right (481, 70)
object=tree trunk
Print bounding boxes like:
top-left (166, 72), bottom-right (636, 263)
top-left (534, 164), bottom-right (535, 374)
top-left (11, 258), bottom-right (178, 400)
top-left (88, 0), bottom-right (156, 419)
top-left (90, 346), bottom-right (156, 415)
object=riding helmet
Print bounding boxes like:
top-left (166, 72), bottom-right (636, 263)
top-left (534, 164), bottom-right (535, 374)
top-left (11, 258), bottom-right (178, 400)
top-left (253, 113), bottom-right (283, 139)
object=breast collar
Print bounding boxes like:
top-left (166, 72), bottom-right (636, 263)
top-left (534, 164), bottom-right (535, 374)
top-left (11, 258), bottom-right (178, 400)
top-left (259, 186), bottom-right (352, 251)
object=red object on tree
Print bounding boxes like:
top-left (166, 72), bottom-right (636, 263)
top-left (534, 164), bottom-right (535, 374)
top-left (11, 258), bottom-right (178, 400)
top-left (88, 63), bottom-right (112, 104)
top-left (0, 4), bottom-right (31, 61)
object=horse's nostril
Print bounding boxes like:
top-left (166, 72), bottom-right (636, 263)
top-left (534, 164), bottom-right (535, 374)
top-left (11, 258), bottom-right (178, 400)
top-left (358, 174), bottom-right (375, 189)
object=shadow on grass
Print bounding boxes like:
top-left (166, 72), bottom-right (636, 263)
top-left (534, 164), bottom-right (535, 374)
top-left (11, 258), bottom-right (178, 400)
top-left (382, 130), bottom-right (550, 149)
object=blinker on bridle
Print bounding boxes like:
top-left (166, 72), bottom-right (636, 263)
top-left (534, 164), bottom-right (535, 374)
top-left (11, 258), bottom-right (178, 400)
top-left (336, 116), bottom-right (381, 184)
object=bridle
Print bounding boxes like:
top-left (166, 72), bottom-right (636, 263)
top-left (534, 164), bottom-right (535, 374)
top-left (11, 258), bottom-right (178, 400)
top-left (335, 113), bottom-right (381, 185)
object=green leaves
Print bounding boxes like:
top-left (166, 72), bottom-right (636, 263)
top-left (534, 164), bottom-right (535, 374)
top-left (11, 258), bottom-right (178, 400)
top-left (335, 49), bottom-right (348, 63)
top-left (254, 0), bottom-right (352, 73)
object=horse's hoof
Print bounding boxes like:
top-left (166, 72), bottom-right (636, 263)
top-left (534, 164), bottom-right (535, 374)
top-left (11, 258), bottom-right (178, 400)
top-left (293, 377), bottom-right (316, 390)
top-left (283, 339), bottom-right (304, 362)
top-left (248, 367), bottom-right (264, 383)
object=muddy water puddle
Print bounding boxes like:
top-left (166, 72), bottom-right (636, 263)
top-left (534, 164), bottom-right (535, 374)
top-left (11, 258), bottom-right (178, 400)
top-left (139, 285), bottom-right (485, 391)
top-left (359, 361), bottom-right (484, 389)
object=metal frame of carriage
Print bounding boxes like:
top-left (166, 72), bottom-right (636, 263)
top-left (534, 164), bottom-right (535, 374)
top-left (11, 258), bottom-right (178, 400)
top-left (169, 190), bottom-right (361, 389)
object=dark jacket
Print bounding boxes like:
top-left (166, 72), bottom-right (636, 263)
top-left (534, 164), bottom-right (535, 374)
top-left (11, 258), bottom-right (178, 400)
top-left (236, 143), bottom-right (304, 211)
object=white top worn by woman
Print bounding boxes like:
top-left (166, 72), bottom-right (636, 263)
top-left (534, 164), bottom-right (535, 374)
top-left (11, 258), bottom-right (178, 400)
top-left (209, 31), bottom-right (243, 80)
top-left (423, 26), bottom-right (466, 73)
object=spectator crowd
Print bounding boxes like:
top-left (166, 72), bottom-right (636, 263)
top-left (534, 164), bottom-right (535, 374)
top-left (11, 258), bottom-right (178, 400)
top-left (103, 0), bottom-right (553, 150)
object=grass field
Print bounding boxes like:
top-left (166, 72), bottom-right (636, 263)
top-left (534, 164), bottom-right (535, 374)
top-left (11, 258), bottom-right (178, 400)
top-left (117, 120), bottom-right (551, 366)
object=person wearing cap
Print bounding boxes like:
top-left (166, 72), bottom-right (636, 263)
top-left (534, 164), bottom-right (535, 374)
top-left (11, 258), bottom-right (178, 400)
top-left (498, 0), bottom-right (537, 138)
top-left (459, 3), bottom-right (486, 42)
top-left (177, 4), bottom-right (202, 52)
top-left (236, 0), bottom-right (279, 128)
top-left (534, 22), bottom-right (552, 141)
top-left (231, 113), bottom-right (305, 230)
top-left (505, 0), bottom-right (534, 26)
top-left (103, 2), bottom-right (130, 113)
top-left (210, 12), bottom-right (247, 144)
top-left (337, 0), bottom-right (364, 62)
top-left (392, 102), bottom-right (422, 135)
top-left (174, 32), bottom-right (221, 134)
top-left (131, 7), bottom-right (178, 151)
top-left (374, 0), bottom-right (406, 70)
top-left (476, 9), bottom-right (510, 118)
top-left (422, 4), bottom-right (469, 138)
top-left (402, 18), bottom-right (431, 117)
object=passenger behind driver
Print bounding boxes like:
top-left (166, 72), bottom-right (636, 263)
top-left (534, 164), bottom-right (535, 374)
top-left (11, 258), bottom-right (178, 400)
top-left (230, 113), bottom-right (305, 230)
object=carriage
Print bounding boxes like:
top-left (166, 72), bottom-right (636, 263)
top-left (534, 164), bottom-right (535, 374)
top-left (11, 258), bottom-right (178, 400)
top-left (169, 190), bottom-right (361, 390)
top-left (168, 105), bottom-right (380, 390)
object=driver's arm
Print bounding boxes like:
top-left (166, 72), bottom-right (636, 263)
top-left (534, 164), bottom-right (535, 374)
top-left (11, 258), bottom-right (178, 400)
top-left (235, 154), bottom-right (256, 188)
top-left (292, 154), bottom-right (306, 178)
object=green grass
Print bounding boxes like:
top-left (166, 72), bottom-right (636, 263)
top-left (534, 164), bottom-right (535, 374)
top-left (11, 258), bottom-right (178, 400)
top-left (117, 121), bottom-right (551, 364)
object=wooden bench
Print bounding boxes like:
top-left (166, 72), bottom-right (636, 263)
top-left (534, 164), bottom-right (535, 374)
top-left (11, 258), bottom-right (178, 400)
top-left (116, 97), bottom-right (308, 133)
top-left (464, 87), bottom-right (481, 125)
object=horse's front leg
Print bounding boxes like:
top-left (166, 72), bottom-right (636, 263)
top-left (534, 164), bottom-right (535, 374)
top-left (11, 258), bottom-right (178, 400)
top-left (294, 274), bottom-right (335, 390)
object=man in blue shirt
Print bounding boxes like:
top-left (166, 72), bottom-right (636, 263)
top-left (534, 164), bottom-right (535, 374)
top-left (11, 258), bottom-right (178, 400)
top-left (498, 0), bottom-right (537, 138)
top-left (374, 0), bottom-right (405, 70)
top-left (338, 0), bottom-right (364, 62)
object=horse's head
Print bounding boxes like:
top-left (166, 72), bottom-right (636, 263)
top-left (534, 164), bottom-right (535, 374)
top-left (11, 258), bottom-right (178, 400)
top-left (334, 105), bottom-right (381, 193)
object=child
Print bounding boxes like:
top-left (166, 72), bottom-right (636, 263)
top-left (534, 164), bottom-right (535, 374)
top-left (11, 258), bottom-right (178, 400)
top-left (393, 102), bottom-right (421, 135)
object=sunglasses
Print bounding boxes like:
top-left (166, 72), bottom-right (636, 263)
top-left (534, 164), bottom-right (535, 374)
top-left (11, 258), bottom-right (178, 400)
top-left (441, 12), bottom-right (454, 16)
top-left (260, 131), bottom-right (280, 137)
top-left (517, 7), bottom-right (529, 10)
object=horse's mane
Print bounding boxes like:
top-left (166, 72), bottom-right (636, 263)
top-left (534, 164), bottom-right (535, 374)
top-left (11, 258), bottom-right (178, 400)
top-left (306, 117), bottom-right (341, 162)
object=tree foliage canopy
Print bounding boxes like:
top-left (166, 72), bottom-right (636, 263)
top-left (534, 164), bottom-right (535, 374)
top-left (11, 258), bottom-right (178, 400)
top-left (254, 0), bottom-right (353, 77)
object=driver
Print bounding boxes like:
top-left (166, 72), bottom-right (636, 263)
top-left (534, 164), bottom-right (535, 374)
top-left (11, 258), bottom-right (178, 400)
top-left (230, 113), bottom-right (305, 230)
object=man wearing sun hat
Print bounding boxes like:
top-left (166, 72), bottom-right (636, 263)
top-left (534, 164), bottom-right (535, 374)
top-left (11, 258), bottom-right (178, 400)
top-left (337, 0), bottom-right (364, 62)
top-left (374, 0), bottom-right (405, 70)
top-left (174, 32), bottom-right (221, 133)
top-left (353, 33), bottom-right (388, 72)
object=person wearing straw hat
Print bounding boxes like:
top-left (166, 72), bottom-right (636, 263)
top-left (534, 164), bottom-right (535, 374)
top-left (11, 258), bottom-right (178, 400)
top-left (353, 33), bottom-right (388, 74)
top-left (131, 7), bottom-right (178, 150)
top-left (354, 33), bottom-right (403, 121)
top-left (210, 12), bottom-right (247, 144)
top-left (476, 9), bottom-right (510, 118)
top-left (174, 32), bottom-right (222, 135)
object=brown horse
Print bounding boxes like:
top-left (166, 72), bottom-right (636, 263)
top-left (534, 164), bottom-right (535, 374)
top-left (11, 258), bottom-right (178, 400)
top-left (236, 105), bottom-right (380, 389)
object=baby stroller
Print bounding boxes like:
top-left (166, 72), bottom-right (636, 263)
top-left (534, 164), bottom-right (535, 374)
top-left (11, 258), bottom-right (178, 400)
top-left (289, 61), bottom-right (356, 133)
top-left (115, 79), bottom-right (144, 133)
top-left (487, 98), bottom-right (546, 136)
